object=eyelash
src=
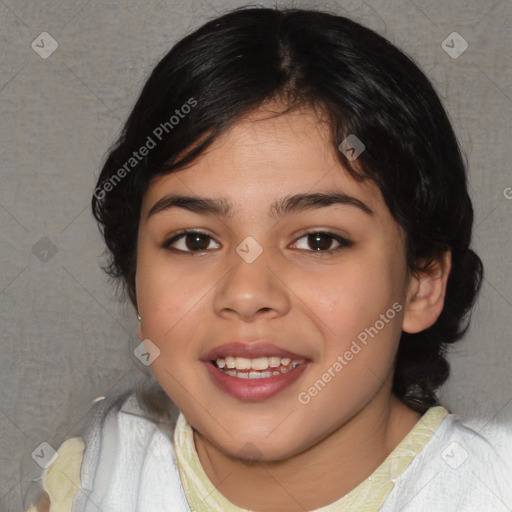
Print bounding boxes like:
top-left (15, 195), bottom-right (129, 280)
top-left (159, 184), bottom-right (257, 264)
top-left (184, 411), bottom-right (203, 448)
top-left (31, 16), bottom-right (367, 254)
top-left (161, 229), bottom-right (353, 255)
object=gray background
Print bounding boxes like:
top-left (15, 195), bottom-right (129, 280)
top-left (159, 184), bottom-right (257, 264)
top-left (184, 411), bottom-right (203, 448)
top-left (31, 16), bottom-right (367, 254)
top-left (1, 0), bottom-right (511, 510)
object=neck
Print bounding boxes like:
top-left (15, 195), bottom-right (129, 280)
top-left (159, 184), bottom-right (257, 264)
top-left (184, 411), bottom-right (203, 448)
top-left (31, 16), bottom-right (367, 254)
top-left (192, 392), bottom-right (422, 511)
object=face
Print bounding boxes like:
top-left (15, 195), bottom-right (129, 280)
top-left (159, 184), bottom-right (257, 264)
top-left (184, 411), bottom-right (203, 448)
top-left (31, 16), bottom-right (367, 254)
top-left (135, 104), bottom-right (413, 462)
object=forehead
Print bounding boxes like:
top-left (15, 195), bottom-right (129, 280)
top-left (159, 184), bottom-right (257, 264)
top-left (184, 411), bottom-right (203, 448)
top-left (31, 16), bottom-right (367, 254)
top-left (142, 105), bottom-right (387, 218)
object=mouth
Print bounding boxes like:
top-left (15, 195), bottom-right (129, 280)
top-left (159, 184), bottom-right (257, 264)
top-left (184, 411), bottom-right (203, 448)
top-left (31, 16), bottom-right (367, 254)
top-left (200, 341), bottom-right (311, 401)
top-left (202, 355), bottom-right (311, 402)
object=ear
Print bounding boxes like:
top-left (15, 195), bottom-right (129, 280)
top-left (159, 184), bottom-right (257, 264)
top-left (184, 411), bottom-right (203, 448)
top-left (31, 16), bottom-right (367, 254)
top-left (402, 250), bottom-right (452, 334)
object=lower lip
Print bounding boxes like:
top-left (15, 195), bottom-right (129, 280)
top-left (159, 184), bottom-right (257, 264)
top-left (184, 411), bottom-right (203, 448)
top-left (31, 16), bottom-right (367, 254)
top-left (202, 360), bottom-right (311, 401)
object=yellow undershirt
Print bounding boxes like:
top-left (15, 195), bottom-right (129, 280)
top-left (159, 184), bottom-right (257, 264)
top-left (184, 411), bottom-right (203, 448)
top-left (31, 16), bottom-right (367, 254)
top-left (174, 406), bottom-right (448, 512)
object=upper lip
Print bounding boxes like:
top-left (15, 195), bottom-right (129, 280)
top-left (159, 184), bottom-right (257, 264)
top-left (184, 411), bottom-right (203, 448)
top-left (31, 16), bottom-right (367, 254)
top-left (201, 341), bottom-right (310, 362)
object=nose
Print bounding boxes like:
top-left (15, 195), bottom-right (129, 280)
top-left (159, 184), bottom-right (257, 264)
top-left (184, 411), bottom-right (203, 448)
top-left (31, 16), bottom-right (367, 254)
top-left (213, 243), bottom-right (291, 322)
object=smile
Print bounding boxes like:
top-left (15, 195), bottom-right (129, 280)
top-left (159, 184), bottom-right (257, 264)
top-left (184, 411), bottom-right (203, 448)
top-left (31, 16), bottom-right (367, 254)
top-left (204, 359), bottom-right (310, 401)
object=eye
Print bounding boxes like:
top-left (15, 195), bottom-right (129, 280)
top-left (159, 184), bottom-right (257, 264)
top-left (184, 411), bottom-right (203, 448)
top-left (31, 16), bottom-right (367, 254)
top-left (291, 231), bottom-right (353, 254)
top-left (162, 230), bottom-right (220, 253)
top-left (162, 229), bottom-right (353, 255)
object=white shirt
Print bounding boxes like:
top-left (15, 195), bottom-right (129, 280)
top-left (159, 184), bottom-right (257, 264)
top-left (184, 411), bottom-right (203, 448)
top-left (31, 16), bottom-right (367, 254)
top-left (36, 387), bottom-right (512, 512)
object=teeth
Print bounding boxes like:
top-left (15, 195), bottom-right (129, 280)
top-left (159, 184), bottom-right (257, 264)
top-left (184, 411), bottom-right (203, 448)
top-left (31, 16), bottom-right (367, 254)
top-left (214, 356), bottom-right (307, 379)
top-left (249, 371), bottom-right (273, 379)
top-left (235, 357), bottom-right (252, 370)
top-left (269, 357), bottom-right (281, 368)
top-left (251, 357), bottom-right (270, 370)
top-left (214, 356), bottom-right (306, 371)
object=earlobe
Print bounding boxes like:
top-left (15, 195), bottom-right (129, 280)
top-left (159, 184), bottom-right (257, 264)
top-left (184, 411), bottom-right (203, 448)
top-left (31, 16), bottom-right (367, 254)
top-left (402, 251), bottom-right (452, 334)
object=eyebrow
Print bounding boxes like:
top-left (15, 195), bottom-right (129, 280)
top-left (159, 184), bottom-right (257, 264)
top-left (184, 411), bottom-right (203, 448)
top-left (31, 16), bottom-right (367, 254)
top-left (147, 190), bottom-right (374, 220)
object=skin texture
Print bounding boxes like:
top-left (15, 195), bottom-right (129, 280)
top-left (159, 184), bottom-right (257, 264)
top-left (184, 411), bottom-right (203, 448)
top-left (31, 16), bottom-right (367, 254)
top-left (135, 103), bottom-right (451, 511)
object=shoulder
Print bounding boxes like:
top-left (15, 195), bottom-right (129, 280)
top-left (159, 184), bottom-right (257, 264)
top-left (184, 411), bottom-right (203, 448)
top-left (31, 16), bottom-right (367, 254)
top-left (24, 436), bottom-right (85, 512)
top-left (25, 383), bottom-right (183, 512)
top-left (79, 382), bottom-right (181, 478)
top-left (74, 383), bottom-right (189, 511)
top-left (381, 408), bottom-right (512, 511)
top-left (444, 411), bottom-right (512, 467)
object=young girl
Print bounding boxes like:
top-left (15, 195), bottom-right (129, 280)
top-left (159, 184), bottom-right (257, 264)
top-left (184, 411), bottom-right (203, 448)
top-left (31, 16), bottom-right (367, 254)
top-left (25, 6), bottom-right (512, 512)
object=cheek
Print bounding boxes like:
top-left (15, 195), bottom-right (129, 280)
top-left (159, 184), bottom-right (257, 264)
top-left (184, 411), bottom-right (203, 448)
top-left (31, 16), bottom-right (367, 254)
top-left (135, 248), bottom-right (212, 347)
top-left (300, 254), bottom-right (404, 389)
top-left (301, 254), bottom-right (399, 336)
top-left (135, 253), bottom-right (210, 402)
top-left (297, 301), bottom-right (403, 431)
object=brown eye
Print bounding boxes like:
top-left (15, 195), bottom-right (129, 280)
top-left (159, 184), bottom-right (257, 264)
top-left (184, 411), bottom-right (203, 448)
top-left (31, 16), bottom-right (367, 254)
top-left (292, 231), bottom-right (353, 253)
top-left (162, 229), bottom-right (352, 255)
top-left (162, 230), bottom-right (220, 253)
